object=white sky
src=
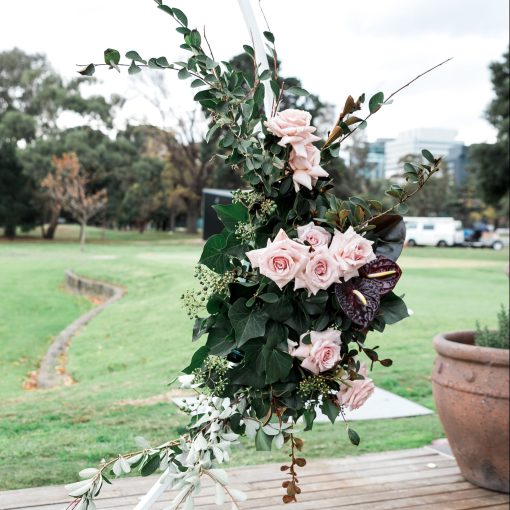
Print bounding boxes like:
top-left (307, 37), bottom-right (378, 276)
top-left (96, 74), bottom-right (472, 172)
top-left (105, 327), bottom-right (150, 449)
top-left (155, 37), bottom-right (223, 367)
top-left (1, 0), bottom-right (508, 144)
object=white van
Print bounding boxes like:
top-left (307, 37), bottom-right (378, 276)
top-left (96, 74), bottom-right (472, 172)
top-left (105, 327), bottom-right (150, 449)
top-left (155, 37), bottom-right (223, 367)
top-left (404, 217), bottom-right (464, 247)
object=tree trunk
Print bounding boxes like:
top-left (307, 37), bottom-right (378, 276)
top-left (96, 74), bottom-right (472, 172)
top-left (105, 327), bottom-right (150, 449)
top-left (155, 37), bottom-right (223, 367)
top-left (186, 204), bottom-right (199, 234)
top-left (79, 222), bottom-right (86, 251)
top-left (43, 206), bottom-right (61, 240)
top-left (3, 223), bottom-right (16, 238)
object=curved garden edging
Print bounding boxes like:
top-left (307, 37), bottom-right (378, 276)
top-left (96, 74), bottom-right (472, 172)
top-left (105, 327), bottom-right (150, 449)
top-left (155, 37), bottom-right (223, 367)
top-left (36, 270), bottom-right (125, 389)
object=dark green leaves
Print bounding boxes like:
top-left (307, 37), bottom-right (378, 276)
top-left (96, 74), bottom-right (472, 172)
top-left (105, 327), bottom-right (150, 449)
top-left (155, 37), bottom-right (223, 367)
top-left (78, 64), bottom-right (95, 76)
top-left (199, 232), bottom-right (229, 273)
top-left (228, 298), bottom-right (269, 346)
top-left (263, 31), bottom-right (275, 43)
top-left (141, 453), bottom-right (161, 476)
top-left (104, 48), bottom-right (121, 71)
top-left (213, 203), bottom-right (248, 231)
top-left (157, 4), bottom-right (173, 15)
top-left (172, 7), bottom-right (188, 26)
top-left (369, 91), bottom-right (384, 113)
top-left (286, 86), bottom-right (309, 96)
top-left (321, 398), bottom-right (340, 424)
top-left (128, 62), bottom-right (142, 75)
top-left (186, 29), bottom-right (202, 48)
top-left (182, 345), bottom-right (209, 374)
top-left (379, 292), bottom-right (409, 325)
top-left (255, 427), bottom-right (273, 451)
top-left (178, 68), bottom-right (191, 80)
top-left (422, 149), bottom-right (435, 162)
top-left (347, 428), bottom-right (361, 446)
top-left (263, 348), bottom-right (293, 384)
top-left (125, 50), bottom-right (146, 64)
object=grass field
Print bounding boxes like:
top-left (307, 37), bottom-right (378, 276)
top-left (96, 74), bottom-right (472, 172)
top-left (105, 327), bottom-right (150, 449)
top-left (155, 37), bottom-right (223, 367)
top-left (0, 226), bottom-right (508, 490)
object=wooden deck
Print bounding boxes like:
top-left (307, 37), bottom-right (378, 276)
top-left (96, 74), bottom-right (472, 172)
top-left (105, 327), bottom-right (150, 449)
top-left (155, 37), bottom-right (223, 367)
top-left (1, 448), bottom-right (508, 510)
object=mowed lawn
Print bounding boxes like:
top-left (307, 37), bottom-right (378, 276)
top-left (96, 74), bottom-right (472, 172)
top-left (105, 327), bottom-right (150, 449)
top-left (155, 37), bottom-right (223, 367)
top-left (0, 228), bottom-right (508, 490)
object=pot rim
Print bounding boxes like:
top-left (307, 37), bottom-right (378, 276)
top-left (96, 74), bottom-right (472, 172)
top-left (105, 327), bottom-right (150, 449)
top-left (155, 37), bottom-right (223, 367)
top-left (434, 331), bottom-right (510, 366)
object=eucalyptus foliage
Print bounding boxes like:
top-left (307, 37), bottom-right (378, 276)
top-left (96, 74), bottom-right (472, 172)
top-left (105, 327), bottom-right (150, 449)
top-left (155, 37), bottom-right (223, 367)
top-left (69, 2), bottom-right (445, 507)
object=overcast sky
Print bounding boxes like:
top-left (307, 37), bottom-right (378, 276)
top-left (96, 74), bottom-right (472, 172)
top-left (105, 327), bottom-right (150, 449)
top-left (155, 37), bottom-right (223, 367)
top-left (1, 0), bottom-right (508, 144)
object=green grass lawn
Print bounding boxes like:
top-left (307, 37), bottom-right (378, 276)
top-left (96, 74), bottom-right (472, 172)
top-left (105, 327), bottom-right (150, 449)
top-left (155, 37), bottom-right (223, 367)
top-left (0, 230), bottom-right (508, 490)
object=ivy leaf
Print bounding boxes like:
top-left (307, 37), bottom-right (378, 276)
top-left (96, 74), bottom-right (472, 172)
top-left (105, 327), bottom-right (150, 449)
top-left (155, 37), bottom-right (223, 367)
top-left (263, 348), bottom-right (293, 384)
top-left (286, 86), bottom-right (309, 96)
top-left (368, 91), bottom-right (384, 113)
top-left (228, 298), bottom-right (269, 346)
top-left (199, 232), bottom-right (229, 273)
top-left (213, 203), bottom-right (248, 231)
top-left (321, 398), bottom-right (340, 424)
top-left (303, 408), bottom-right (316, 431)
top-left (255, 427), bottom-right (273, 451)
top-left (182, 345), bottom-right (209, 374)
top-left (78, 64), bottom-right (95, 76)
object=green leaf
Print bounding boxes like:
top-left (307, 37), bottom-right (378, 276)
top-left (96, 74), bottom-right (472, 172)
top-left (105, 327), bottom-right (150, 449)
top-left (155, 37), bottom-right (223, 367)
top-left (259, 293), bottom-right (279, 303)
top-left (379, 292), bottom-right (409, 325)
top-left (192, 317), bottom-right (208, 341)
top-left (206, 327), bottom-right (234, 356)
top-left (128, 62), bottom-right (142, 75)
top-left (156, 56), bottom-right (170, 67)
top-left (182, 345), bottom-right (209, 374)
top-left (228, 298), bottom-right (269, 346)
top-left (198, 232), bottom-right (229, 272)
top-left (321, 398), bottom-right (339, 424)
top-left (187, 29), bottom-right (201, 47)
top-left (303, 409), bottom-right (316, 431)
top-left (263, 348), bottom-right (293, 384)
top-left (148, 58), bottom-right (161, 69)
top-left (255, 427), bottom-right (273, 451)
top-left (172, 7), bottom-right (188, 26)
top-left (178, 68), bottom-right (191, 80)
top-left (286, 86), bottom-right (309, 96)
top-left (78, 64), bottom-right (95, 76)
top-left (254, 83), bottom-right (265, 107)
top-left (141, 454), bottom-right (161, 476)
top-left (157, 4), bottom-right (173, 15)
top-left (191, 78), bottom-right (204, 88)
top-left (347, 428), bottom-right (361, 446)
top-left (403, 162), bottom-right (417, 175)
top-left (259, 69), bottom-right (272, 80)
top-left (369, 92), bottom-right (384, 113)
top-left (422, 149), bottom-right (435, 162)
top-left (125, 50), bottom-right (146, 64)
top-left (213, 203), bottom-right (248, 231)
top-left (104, 48), bottom-right (121, 67)
top-left (243, 44), bottom-right (255, 58)
top-left (263, 31), bottom-right (275, 43)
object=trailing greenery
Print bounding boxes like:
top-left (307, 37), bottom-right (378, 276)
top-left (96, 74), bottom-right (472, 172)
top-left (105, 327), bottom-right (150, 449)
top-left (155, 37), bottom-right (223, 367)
top-left (475, 306), bottom-right (510, 349)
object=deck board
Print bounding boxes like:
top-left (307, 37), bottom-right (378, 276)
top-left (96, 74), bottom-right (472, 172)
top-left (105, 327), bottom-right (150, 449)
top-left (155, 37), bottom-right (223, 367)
top-left (0, 448), bottom-right (508, 510)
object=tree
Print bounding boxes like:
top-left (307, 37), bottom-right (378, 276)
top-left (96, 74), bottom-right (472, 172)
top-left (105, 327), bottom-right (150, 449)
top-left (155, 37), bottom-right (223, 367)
top-left (41, 153), bottom-right (107, 249)
top-left (469, 50), bottom-right (509, 206)
top-left (0, 141), bottom-right (37, 238)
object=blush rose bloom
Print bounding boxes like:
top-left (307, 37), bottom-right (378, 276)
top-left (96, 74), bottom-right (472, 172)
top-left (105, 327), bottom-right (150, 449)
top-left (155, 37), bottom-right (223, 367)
top-left (295, 247), bottom-right (340, 296)
top-left (288, 144), bottom-right (329, 192)
top-left (264, 109), bottom-right (320, 157)
top-left (337, 364), bottom-right (375, 411)
top-left (328, 226), bottom-right (376, 281)
top-left (297, 222), bottom-right (332, 247)
top-left (246, 229), bottom-right (309, 289)
top-left (288, 329), bottom-right (341, 374)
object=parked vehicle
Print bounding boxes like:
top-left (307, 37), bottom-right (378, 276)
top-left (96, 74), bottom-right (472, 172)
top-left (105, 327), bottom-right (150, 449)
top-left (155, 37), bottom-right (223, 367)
top-left (464, 228), bottom-right (509, 250)
top-left (404, 217), bottom-right (464, 247)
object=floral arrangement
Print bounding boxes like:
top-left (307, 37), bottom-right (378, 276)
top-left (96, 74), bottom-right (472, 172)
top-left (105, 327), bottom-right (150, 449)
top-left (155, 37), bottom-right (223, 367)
top-left (69, 2), bottom-right (446, 508)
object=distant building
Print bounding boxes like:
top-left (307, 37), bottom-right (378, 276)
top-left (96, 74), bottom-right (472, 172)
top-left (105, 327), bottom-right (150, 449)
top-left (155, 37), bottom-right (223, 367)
top-left (363, 138), bottom-right (392, 180)
top-left (447, 144), bottom-right (470, 186)
top-left (384, 128), bottom-right (464, 179)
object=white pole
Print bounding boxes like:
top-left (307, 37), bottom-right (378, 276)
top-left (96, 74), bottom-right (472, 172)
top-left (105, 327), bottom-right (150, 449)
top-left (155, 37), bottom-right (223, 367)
top-left (237, 0), bottom-right (274, 119)
top-left (133, 468), bottom-right (171, 510)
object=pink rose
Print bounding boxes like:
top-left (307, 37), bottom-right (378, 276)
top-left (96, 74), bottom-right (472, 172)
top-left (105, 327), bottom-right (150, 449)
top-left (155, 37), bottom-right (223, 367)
top-left (295, 247), bottom-right (340, 296)
top-left (289, 329), bottom-right (342, 374)
top-left (297, 222), bottom-right (332, 247)
top-left (328, 226), bottom-right (376, 281)
top-left (264, 109), bottom-right (320, 157)
top-left (288, 144), bottom-right (329, 191)
top-left (246, 229), bottom-right (309, 289)
top-left (337, 364), bottom-right (375, 411)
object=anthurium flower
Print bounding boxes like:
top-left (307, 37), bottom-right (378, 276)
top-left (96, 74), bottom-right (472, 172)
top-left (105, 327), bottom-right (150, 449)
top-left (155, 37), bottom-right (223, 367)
top-left (335, 255), bottom-right (402, 327)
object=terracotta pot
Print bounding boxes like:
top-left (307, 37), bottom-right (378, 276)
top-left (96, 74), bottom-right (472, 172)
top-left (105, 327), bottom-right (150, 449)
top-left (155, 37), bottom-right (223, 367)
top-left (432, 331), bottom-right (510, 493)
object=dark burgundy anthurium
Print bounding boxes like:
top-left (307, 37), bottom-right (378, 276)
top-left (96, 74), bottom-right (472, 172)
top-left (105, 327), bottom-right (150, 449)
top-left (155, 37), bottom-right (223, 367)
top-left (335, 255), bottom-right (402, 328)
